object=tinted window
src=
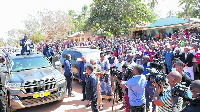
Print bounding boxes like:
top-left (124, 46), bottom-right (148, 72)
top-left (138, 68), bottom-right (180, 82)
top-left (12, 56), bottom-right (50, 72)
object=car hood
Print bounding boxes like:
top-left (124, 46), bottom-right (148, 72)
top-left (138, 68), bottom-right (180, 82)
top-left (10, 67), bottom-right (62, 83)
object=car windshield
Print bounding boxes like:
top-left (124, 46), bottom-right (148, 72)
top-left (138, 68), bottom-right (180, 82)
top-left (12, 56), bottom-right (51, 72)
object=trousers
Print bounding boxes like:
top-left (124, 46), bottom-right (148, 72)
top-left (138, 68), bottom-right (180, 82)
top-left (65, 76), bottom-right (72, 96)
top-left (145, 85), bottom-right (156, 111)
top-left (82, 81), bottom-right (86, 100)
top-left (100, 74), bottom-right (111, 95)
top-left (91, 100), bottom-right (99, 112)
top-left (130, 103), bottom-right (146, 112)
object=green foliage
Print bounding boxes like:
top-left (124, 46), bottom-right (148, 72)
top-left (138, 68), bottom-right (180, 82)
top-left (177, 0), bottom-right (200, 19)
top-left (84, 0), bottom-right (156, 37)
top-left (30, 30), bottom-right (47, 43)
top-left (0, 38), bottom-right (5, 47)
top-left (167, 10), bottom-right (176, 17)
top-left (68, 5), bottom-right (89, 33)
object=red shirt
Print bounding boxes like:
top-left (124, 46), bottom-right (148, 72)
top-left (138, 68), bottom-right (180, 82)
top-left (196, 52), bottom-right (200, 64)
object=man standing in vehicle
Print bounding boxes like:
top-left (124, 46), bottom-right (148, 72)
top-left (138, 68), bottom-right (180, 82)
top-left (20, 35), bottom-right (33, 55)
top-left (64, 54), bottom-right (75, 97)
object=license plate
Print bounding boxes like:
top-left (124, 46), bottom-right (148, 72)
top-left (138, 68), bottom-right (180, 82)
top-left (33, 92), bottom-right (50, 98)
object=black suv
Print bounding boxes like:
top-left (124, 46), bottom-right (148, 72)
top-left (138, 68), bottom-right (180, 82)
top-left (0, 53), bottom-right (66, 111)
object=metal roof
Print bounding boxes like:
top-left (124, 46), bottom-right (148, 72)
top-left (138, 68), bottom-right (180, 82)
top-left (148, 16), bottom-right (191, 28)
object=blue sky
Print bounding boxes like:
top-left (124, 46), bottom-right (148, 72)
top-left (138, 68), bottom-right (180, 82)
top-left (0, 0), bottom-right (183, 40)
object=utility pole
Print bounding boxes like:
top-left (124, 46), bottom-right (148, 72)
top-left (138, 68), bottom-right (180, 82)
top-left (186, 0), bottom-right (191, 27)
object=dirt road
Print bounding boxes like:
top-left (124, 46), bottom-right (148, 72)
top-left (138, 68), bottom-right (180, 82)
top-left (16, 80), bottom-right (124, 112)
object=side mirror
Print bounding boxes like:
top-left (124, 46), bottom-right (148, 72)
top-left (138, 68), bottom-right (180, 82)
top-left (55, 61), bottom-right (61, 66)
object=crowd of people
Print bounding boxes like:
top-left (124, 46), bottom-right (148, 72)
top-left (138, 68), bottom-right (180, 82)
top-left (57, 29), bottom-right (200, 112)
top-left (8, 27), bottom-right (200, 112)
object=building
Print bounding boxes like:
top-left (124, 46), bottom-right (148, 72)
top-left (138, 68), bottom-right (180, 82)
top-left (145, 16), bottom-right (192, 38)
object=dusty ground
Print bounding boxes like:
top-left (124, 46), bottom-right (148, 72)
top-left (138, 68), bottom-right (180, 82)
top-left (16, 80), bottom-right (124, 112)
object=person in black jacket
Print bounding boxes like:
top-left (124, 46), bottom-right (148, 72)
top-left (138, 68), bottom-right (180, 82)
top-left (181, 80), bottom-right (200, 112)
top-left (174, 61), bottom-right (192, 87)
top-left (174, 49), bottom-right (182, 60)
top-left (85, 64), bottom-right (99, 112)
top-left (173, 60), bottom-right (192, 108)
top-left (181, 47), bottom-right (194, 80)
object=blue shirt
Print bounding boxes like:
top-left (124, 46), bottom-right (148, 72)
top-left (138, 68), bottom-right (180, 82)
top-left (64, 59), bottom-right (73, 77)
top-left (85, 72), bottom-right (97, 101)
top-left (165, 51), bottom-right (174, 65)
top-left (125, 75), bottom-right (147, 106)
top-left (43, 47), bottom-right (54, 58)
top-left (20, 38), bottom-right (33, 54)
top-left (97, 60), bottom-right (109, 71)
top-left (78, 61), bottom-right (89, 82)
top-left (142, 64), bottom-right (153, 88)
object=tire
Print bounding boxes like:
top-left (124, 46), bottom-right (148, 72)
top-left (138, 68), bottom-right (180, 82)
top-left (58, 85), bottom-right (67, 102)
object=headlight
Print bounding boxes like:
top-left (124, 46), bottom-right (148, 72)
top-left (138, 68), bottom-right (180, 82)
top-left (56, 74), bottom-right (65, 82)
top-left (7, 83), bottom-right (21, 89)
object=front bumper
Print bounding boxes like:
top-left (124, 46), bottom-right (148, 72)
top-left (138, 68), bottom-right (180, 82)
top-left (9, 82), bottom-right (66, 110)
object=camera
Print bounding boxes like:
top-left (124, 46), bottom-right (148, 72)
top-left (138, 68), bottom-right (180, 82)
top-left (146, 68), bottom-right (166, 86)
top-left (111, 66), bottom-right (123, 80)
top-left (150, 59), bottom-right (165, 71)
top-left (171, 82), bottom-right (191, 101)
top-left (122, 64), bottom-right (134, 80)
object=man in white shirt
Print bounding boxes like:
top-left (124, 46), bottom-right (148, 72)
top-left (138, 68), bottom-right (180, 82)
top-left (193, 44), bottom-right (199, 78)
top-left (114, 55), bottom-right (124, 102)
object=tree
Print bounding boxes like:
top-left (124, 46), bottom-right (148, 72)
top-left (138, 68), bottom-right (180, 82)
top-left (0, 38), bottom-right (5, 47)
top-left (30, 30), bottom-right (46, 43)
top-left (7, 10), bottom-right (74, 45)
top-left (167, 10), bottom-right (176, 17)
top-left (84, 0), bottom-right (156, 38)
top-left (177, 0), bottom-right (200, 19)
top-left (7, 29), bottom-right (25, 46)
top-left (68, 5), bottom-right (89, 33)
top-left (39, 9), bottom-right (74, 41)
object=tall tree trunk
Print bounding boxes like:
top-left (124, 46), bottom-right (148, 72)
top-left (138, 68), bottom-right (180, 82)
top-left (186, 0), bottom-right (191, 27)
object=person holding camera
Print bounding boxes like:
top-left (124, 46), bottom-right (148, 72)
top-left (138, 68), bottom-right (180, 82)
top-left (85, 64), bottom-right (99, 112)
top-left (142, 56), bottom-right (156, 112)
top-left (113, 55), bottom-right (124, 102)
top-left (181, 80), bottom-right (200, 111)
top-left (173, 60), bottom-right (192, 87)
top-left (120, 65), bottom-right (147, 112)
top-left (153, 71), bottom-right (183, 112)
top-left (121, 53), bottom-right (136, 112)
